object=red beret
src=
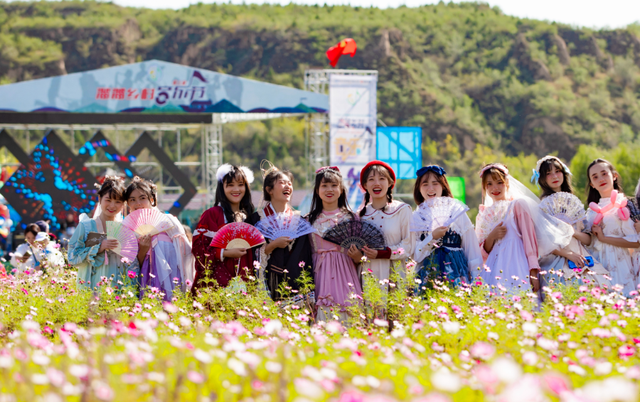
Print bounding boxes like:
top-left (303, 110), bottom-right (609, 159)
top-left (360, 160), bottom-right (396, 189)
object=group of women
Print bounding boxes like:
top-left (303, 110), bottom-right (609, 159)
top-left (28, 155), bottom-right (639, 319)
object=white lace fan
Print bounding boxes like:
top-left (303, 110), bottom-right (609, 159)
top-left (475, 200), bottom-right (511, 243)
top-left (410, 197), bottom-right (470, 233)
top-left (255, 213), bottom-right (317, 240)
top-left (538, 192), bottom-right (586, 225)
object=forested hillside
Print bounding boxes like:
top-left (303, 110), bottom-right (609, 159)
top-left (3, 0), bottom-right (640, 209)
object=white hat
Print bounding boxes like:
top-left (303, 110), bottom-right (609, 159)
top-left (35, 232), bottom-right (48, 242)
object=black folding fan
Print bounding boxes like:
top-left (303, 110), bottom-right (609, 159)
top-left (322, 220), bottom-right (387, 250)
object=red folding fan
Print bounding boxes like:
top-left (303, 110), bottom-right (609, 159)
top-left (210, 222), bottom-right (265, 249)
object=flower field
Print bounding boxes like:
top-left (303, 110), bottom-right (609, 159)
top-left (0, 261), bottom-right (639, 402)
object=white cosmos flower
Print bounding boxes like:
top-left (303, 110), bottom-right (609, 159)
top-left (193, 349), bottom-right (212, 364)
top-left (227, 358), bottom-right (247, 376)
top-left (576, 377), bottom-right (638, 402)
top-left (264, 320), bottom-right (283, 335)
top-left (522, 322), bottom-right (538, 337)
top-left (442, 321), bottom-right (460, 334)
top-left (492, 357), bottom-right (522, 383)
top-left (265, 361), bottom-right (282, 373)
top-left (431, 367), bottom-right (461, 393)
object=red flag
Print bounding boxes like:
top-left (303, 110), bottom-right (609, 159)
top-left (326, 38), bottom-right (357, 67)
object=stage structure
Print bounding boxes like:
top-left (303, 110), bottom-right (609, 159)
top-left (0, 60), bottom-right (328, 230)
top-left (304, 69), bottom-right (378, 206)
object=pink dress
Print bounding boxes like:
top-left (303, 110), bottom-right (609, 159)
top-left (477, 199), bottom-right (539, 293)
top-left (310, 209), bottom-right (363, 322)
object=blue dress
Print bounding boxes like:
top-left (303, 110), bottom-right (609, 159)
top-left (413, 213), bottom-right (482, 294)
top-left (67, 216), bottom-right (140, 289)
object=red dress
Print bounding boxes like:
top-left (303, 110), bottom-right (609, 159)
top-left (191, 206), bottom-right (255, 291)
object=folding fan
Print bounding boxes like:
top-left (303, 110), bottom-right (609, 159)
top-left (323, 220), bottom-right (386, 250)
top-left (255, 213), bottom-right (317, 240)
top-left (627, 198), bottom-right (640, 223)
top-left (475, 200), bottom-right (511, 243)
top-left (123, 208), bottom-right (173, 237)
top-left (210, 222), bottom-right (265, 249)
top-left (106, 221), bottom-right (139, 261)
top-left (410, 197), bottom-right (469, 233)
top-left (538, 192), bottom-right (586, 225)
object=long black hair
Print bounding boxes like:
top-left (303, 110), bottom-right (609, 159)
top-left (215, 166), bottom-right (255, 223)
top-left (307, 168), bottom-right (354, 225)
top-left (538, 157), bottom-right (574, 199)
top-left (586, 158), bottom-right (623, 205)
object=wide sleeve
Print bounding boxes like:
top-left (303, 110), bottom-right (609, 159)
top-left (459, 215), bottom-right (483, 273)
top-left (192, 208), bottom-right (224, 271)
top-left (67, 220), bottom-right (104, 269)
top-left (620, 215), bottom-right (640, 243)
top-left (413, 231), bottom-right (435, 263)
top-left (388, 205), bottom-right (414, 261)
top-left (513, 200), bottom-right (540, 270)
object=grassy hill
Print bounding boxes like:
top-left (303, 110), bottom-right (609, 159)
top-left (3, 1), bottom-right (640, 210)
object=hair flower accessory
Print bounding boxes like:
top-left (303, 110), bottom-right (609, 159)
top-left (216, 164), bottom-right (254, 184)
top-left (416, 165), bottom-right (446, 178)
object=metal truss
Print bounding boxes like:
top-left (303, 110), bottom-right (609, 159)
top-left (304, 69), bottom-right (378, 185)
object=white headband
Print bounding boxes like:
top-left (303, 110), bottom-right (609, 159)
top-left (531, 155), bottom-right (572, 186)
top-left (216, 164), bottom-right (254, 184)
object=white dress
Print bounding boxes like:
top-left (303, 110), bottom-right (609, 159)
top-left (360, 201), bottom-right (414, 282)
top-left (476, 199), bottom-right (538, 293)
top-left (538, 218), bottom-right (610, 287)
top-left (586, 196), bottom-right (639, 295)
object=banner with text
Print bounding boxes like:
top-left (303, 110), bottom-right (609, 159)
top-left (329, 74), bottom-right (377, 208)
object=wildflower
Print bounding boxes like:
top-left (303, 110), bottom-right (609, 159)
top-left (619, 345), bottom-right (635, 359)
top-left (298, 261), bottom-right (305, 268)
top-left (121, 257), bottom-right (131, 264)
top-left (94, 382), bottom-right (114, 401)
top-left (442, 321), bottom-right (460, 334)
top-left (431, 367), bottom-right (461, 392)
top-left (127, 271), bottom-right (136, 279)
top-left (187, 371), bottom-right (204, 384)
top-left (228, 358), bottom-right (247, 376)
top-left (470, 342), bottom-right (495, 360)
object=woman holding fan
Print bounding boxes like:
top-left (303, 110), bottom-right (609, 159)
top-left (192, 164), bottom-right (256, 292)
top-left (251, 162), bottom-right (314, 301)
top-left (124, 177), bottom-right (194, 300)
top-left (306, 166), bottom-right (362, 322)
top-left (68, 176), bottom-right (140, 289)
top-left (411, 165), bottom-right (482, 291)
top-left (359, 161), bottom-right (413, 285)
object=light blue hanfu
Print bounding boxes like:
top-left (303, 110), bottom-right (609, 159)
top-left (67, 215), bottom-right (139, 289)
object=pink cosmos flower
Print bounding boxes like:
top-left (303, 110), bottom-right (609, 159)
top-left (619, 345), bottom-right (635, 359)
top-left (542, 373), bottom-right (570, 396)
top-left (470, 341), bottom-right (495, 360)
top-left (127, 271), bottom-right (136, 279)
top-left (187, 371), bottom-right (204, 384)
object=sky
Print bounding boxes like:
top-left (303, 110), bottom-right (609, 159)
top-left (104, 0), bottom-right (640, 29)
